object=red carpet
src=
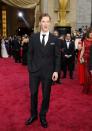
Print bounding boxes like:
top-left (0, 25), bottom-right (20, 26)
top-left (0, 58), bottom-right (92, 131)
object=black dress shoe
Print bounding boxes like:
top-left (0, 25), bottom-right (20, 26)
top-left (25, 116), bottom-right (38, 125)
top-left (40, 118), bottom-right (48, 128)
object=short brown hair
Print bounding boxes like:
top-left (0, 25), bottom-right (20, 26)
top-left (39, 13), bottom-right (51, 21)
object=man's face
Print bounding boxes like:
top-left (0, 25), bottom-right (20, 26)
top-left (66, 34), bottom-right (71, 40)
top-left (39, 16), bottom-right (51, 32)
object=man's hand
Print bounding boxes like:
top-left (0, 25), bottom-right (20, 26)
top-left (52, 72), bottom-right (58, 81)
top-left (65, 54), bottom-right (69, 58)
top-left (65, 55), bottom-right (72, 58)
top-left (68, 55), bottom-right (72, 58)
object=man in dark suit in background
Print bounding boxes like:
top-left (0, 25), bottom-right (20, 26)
top-left (62, 33), bottom-right (75, 79)
top-left (12, 36), bottom-right (21, 63)
top-left (25, 13), bottom-right (61, 128)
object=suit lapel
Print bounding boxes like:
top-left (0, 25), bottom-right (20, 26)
top-left (45, 33), bottom-right (52, 47)
top-left (38, 32), bottom-right (53, 47)
top-left (38, 32), bottom-right (41, 44)
top-left (65, 41), bottom-right (67, 48)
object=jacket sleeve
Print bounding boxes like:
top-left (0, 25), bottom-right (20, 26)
top-left (54, 38), bottom-right (61, 72)
top-left (70, 41), bottom-right (76, 58)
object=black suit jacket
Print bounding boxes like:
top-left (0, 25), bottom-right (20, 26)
top-left (27, 32), bottom-right (61, 75)
top-left (63, 40), bottom-right (75, 61)
top-left (12, 39), bottom-right (20, 51)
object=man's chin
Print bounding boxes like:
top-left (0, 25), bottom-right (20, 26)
top-left (42, 29), bottom-right (49, 32)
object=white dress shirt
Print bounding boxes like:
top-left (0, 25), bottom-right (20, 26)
top-left (40, 31), bottom-right (49, 45)
top-left (66, 40), bottom-right (70, 49)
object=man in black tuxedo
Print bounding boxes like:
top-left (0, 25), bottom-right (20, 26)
top-left (25, 13), bottom-right (61, 128)
top-left (12, 36), bottom-right (21, 63)
top-left (62, 33), bottom-right (75, 79)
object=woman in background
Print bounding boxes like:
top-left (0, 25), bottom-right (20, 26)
top-left (80, 28), bottom-right (92, 93)
top-left (1, 37), bottom-right (9, 58)
top-left (77, 41), bottom-right (85, 85)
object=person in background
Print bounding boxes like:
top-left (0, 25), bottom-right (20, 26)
top-left (12, 36), bottom-right (21, 63)
top-left (1, 37), bottom-right (9, 58)
top-left (62, 33), bottom-right (75, 79)
top-left (53, 30), bottom-right (62, 84)
top-left (8, 36), bottom-right (13, 57)
top-left (53, 30), bottom-right (59, 37)
top-left (77, 41), bottom-right (85, 85)
top-left (59, 35), bottom-right (65, 79)
top-left (74, 31), bottom-right (82, 59)
top-left (21, 34), bottom-right (29, 65)
top-left (80, 28), bottom-right (92, 93)
top-left (5, 38), bottom-right (9, 55)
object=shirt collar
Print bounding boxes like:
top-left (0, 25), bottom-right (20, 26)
top-left (66, 40), bottom-right (70, 42)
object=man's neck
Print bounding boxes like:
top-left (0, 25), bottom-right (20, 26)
top-left (41, 30), bottom-right (49, 34)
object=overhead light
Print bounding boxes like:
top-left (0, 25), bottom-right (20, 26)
top-left (18, 12), bottom-right (23, 18)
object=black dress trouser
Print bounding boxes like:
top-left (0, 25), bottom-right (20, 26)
top-left (29, 69), bottom-right (52, 118)
top-left (62, 58), bottom-right (75, 77)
